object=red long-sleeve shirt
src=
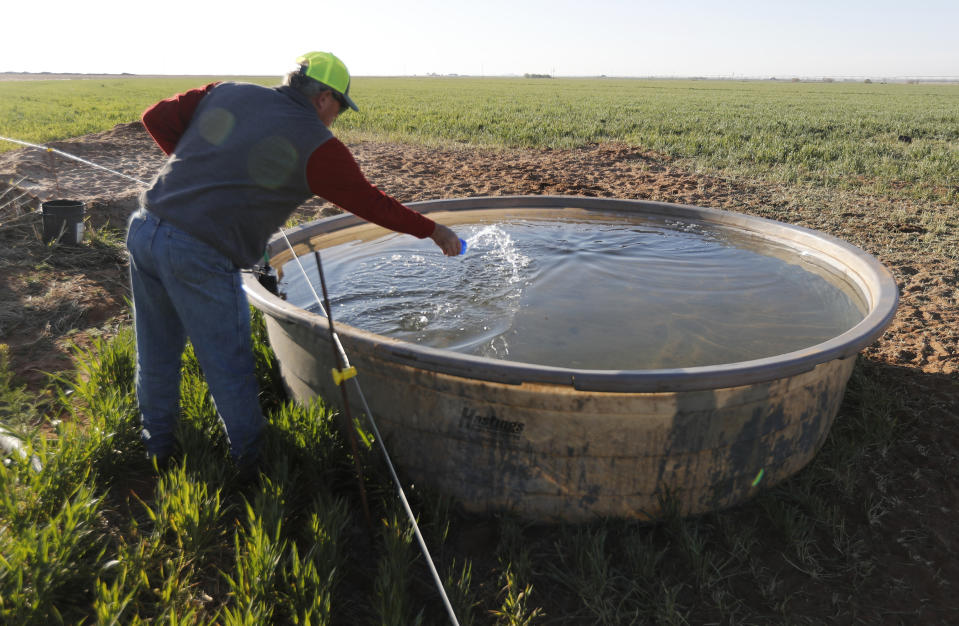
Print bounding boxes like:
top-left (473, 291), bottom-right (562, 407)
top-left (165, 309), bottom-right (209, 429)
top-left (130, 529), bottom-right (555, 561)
top-left (141, 82), bottom-right (436, 239)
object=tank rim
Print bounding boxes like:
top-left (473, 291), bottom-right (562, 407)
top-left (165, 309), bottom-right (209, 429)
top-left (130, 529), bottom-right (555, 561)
top-left (243, 195), bottom-right (899, 393)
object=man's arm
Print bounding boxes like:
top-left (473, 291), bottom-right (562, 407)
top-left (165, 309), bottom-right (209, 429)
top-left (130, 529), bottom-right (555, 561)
top-left (306, 138), bottom-right (455, 244)
top-left (141, 82), bottom-right (220, 155)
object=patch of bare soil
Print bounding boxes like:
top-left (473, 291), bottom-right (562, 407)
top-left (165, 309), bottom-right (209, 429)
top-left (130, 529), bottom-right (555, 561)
top-left (1, 122), bottom-right (957, 619)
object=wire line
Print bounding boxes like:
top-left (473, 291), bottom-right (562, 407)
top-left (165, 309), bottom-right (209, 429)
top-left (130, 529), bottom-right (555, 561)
top-left (278, 228), bottom-right (461, 626)
top-left (0, 135), bottom-right (148, 186)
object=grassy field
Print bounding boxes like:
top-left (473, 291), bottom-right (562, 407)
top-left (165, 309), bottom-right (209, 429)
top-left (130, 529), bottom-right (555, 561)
top-left (2, 76), bottom-right (957, 202)
top-left (0, 77), bottom-right (274, 146)
top-left (0, 310), bottom-right (912, 624)
top-left (1, 76), bottom-right (957, 623)
top-left (343, 77), bottom-right (959, 202)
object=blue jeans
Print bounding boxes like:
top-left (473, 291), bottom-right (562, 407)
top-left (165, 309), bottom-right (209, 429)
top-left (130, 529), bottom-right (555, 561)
top-left (126, 208), bottom-right (262, 465)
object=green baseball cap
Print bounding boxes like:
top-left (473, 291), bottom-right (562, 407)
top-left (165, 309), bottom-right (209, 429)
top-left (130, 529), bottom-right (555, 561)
top-left (295, 51), bottom-right (359, 111)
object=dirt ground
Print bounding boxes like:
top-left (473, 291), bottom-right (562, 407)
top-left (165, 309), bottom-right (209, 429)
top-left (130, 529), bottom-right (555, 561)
top-left (1, 122), bottom-right (957, 617)
top-left (1, 121), bottom-right (955, 385)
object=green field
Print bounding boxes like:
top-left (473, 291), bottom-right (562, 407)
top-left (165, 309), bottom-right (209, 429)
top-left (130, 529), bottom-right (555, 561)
top-left (2, 76), bottom-right (957, 202)
top-left (1, 76), bottom-right (958, 623)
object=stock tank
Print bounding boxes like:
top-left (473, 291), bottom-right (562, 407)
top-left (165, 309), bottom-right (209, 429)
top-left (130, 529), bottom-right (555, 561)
top-left (242, 196), bottom-right (898, 521)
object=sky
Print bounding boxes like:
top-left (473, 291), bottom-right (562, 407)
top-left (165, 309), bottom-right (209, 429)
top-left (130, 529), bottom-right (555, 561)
top-left (3, 0), bottom-right (957, 79)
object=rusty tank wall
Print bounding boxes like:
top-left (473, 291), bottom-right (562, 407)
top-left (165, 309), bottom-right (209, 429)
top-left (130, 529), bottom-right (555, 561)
top-left (263, 311), bottom-right (855, 520)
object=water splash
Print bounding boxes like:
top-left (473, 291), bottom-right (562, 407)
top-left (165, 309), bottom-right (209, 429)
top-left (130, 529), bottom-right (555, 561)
top-left (284, 224), bottom-right (533, 353)
top-left (466, 224), bottom-right (531, 286)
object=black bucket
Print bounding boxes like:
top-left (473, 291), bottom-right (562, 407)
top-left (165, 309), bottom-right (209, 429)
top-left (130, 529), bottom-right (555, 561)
top-left (41, 200), bottom-right (85, 245)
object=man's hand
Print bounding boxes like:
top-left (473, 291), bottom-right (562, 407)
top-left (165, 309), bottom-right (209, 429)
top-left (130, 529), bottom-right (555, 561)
top-left (429, 223), bottom-right (462, 257)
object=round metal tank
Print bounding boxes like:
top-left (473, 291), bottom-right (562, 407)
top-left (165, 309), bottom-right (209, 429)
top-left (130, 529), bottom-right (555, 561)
top-left (242, 196), bottom-right (898, 522)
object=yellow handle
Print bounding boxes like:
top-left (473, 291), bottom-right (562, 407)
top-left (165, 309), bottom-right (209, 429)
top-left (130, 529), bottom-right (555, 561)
top-left (331, 366), bottom-right (357, 385)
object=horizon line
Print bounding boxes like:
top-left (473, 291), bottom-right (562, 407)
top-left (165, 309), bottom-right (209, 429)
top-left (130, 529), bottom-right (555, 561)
top-left (3, 70), bottom-right (958, 82)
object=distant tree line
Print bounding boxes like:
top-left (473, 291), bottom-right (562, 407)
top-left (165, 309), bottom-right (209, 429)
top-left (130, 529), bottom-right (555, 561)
top-left (523, 73), bottom-right (552, 79)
